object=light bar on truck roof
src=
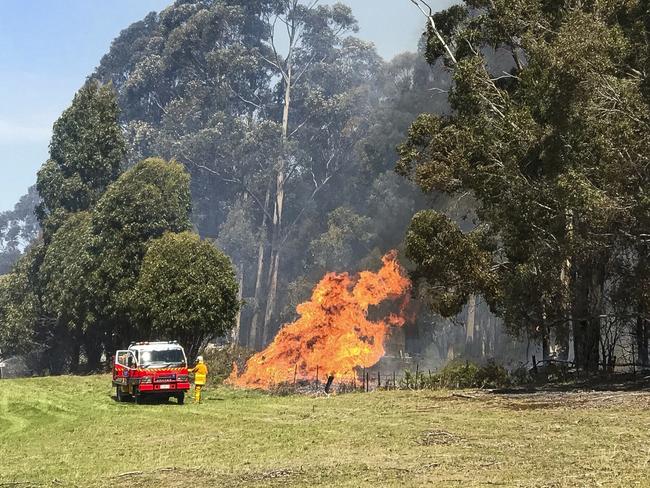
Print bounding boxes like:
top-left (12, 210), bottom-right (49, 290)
top-left (129, 341), bottom-right (179, 346)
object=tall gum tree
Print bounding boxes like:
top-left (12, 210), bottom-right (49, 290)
top-left (257, 1), bottom-right (366, 346)
top-left (401, 0), bottom-right (650, 372)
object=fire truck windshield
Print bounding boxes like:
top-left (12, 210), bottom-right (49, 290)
top-left (138, 348), bottom-right (186, 368)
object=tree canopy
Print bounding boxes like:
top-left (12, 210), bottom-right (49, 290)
top-left (36, 80), bottom-right (126, 238)
top-left (400, 0), bottom-right (650, 371)
top-left (90, 0), bottom-right (438, 352)
top-left (134, 231), bottom-right (240, 358)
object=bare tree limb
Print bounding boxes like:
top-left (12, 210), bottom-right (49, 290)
top-left (409, 0), bottom-right (458, 65)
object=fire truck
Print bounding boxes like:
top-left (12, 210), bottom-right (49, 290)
top-left (112, 341), bottom-right (191, 404)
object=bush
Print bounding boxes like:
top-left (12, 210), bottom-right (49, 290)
top-left (475, 360), bottom-right (510, 388)
top-left (400, 360), bottom-right (511, 390)
top-left (510, 363), bottom-right (532, 385)
top-left (436, 361), bottom-right (482, 388)
top-left (202, 345), bottom-right (255, 384)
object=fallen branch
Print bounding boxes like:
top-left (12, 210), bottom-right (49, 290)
top-left (116, 471), bottom-right (144, 478)
top-left (452, 393), bottom-right (478, 400)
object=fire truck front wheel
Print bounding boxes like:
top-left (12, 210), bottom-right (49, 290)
top-left (116, 386), bottom-right (131, 403)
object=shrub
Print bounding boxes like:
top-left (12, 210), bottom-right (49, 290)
top-left (400, 360), bottom-right (512, 390)
top-left (475, 360), bottom-right (510, 388)
top-left (202, 345), bottom-right (255, 384)
top-left (436, 361), bottom-right (482, 388)
top-left (510, 363), bottom-right (532, 385)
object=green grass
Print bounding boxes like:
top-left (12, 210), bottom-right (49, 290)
top-left (1, 375), bottom-right (649, 487)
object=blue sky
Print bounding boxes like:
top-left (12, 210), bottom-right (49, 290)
top-left (0, 0), bottom-right (455, 212)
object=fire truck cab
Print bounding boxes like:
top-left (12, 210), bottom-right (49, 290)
top-left (112, 341), bottom-right (191, 404)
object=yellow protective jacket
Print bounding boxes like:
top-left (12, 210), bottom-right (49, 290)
top-left (190, 362), bottom-right (208, 385)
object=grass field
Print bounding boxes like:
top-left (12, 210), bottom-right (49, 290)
top-left (1, 375), bottom-right (649, 487)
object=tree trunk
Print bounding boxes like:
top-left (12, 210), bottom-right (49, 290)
top-left (542, 326), bottom-right (551, 362)
top-left (557, 257), bottom-right (572, 361)
top-left (572, 263), bottom-right (604, 373)
top-left (84, 336), bottom-right (102, 373)
top-left (555, 323), bottom-right (571, 361)
top-left (262, 60), bottom-right (293, 347)
top-left (263, 248), bottom-right (281, 346)
top-left (465, 294), bottom-right (476, 357)
top-left (231, 264), bottom-right (244, 347)
top-left (446, 341), bottom-right (455, 361)
top-left (635, 246), bottom-right (649, 369)
top-left (70, 342), bottom-right (81, 374)
top-left (249, 186), bottom-right (271, 350)
top-left (636, 313), bottom-right (649, 369)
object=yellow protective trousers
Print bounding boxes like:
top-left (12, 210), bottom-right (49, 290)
top-left (194, 384), bottom-right (203, 403)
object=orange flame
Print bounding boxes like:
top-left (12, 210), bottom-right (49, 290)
top-left (227, 251), bottom-right (412, 390)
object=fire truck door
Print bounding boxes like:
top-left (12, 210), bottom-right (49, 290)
top-left (114, 350), bottom-right (136, 381)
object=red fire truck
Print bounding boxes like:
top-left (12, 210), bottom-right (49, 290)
top-left (112, 341), bottom-right (191, 404)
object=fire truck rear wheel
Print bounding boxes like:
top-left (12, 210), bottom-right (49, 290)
top-left (177, 392), bottom-right (185, 405)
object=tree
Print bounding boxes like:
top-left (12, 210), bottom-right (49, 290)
top-left (36, 81), bottom-right (125, 237)
top-left (0, 264), bottom-right (38, 358)
top-left (257, 1), bottom-right (368, 344)
top-left (92, 158), bottom-right (193, 348)
top-left (216, 200), bottom-right (258, 345)
top-left (0, 186), bottom-right (40, 275)
top-left (87, 0), bottom-right (442, 356)
top-left (401, 0), bottom-right (650, 371)
top-left (134, 231), bottom-right (240, 359)
top-left (310, 207), bottom-right (373, 271)
top-left (39, 212), bottom-right (98, 371)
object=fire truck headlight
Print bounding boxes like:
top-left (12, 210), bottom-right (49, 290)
top-left (177, 375), bottom-right (188, 382)
top-left (140, 377), bottom-right (153, 384)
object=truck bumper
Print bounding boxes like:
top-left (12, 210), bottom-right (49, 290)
top-left (138, 382), bottom-right (191, 393)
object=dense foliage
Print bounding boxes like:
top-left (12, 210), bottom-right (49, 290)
top-left (134, 232), bottom-right (239, 358)
top-left (0, 187), bottom-right (40, 275)
top-left (90, 0), bottom-right (446, 352)
top-left (36, 81), bottom-right (126, 239)
top-left (1, 0), bottom-right (558, 372)
top-left (0, 82), bottom-right (240, 372)
top-left (401, 0), bottom-right (650, 371)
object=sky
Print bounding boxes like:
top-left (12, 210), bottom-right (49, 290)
top-left (0, 0), bottom-right (456, 213)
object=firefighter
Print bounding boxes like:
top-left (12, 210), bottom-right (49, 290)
top-left (190, 356), bottom-right (208, 403)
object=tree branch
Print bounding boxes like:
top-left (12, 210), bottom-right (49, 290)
top-left (409, 0), bottom-right (458, 65)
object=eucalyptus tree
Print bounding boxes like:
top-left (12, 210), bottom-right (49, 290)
top-left (91, 0), bottom-right (423, 352)
top-left (0, 186), bottom-right (40, 275)
top-left (254, 1), bottom-right (384, 346)
top-left (40, 212), bottom-right (97, 371)
top-left (401, 0), bottom-right (650, 371)
top-left (0, 256), bottom-right (39, 358)
top-left (216, 199), bottom-right (259, 344)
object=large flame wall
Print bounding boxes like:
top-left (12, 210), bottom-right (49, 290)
top-left (227, 251), bottom-right (411, 390)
